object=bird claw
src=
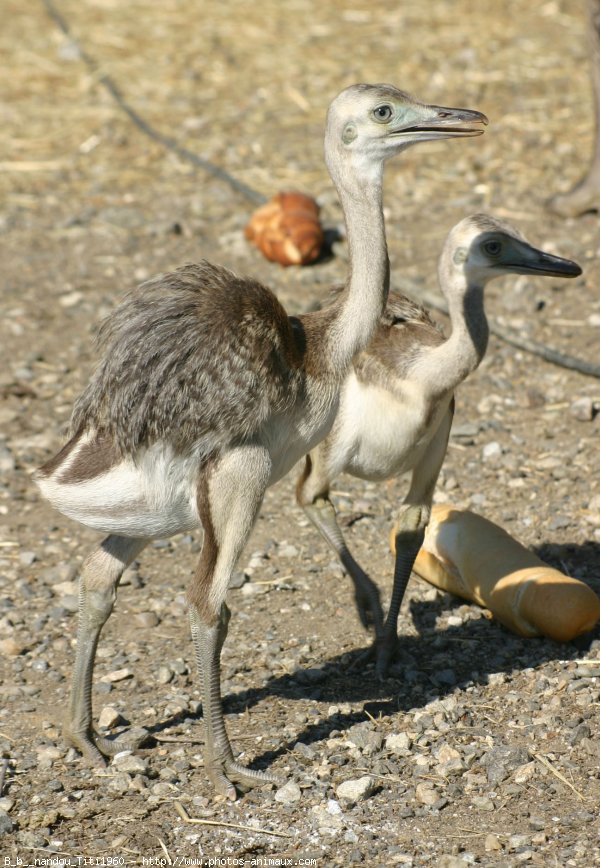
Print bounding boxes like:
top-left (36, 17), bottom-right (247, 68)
top-left (355, 596), bottom-right (377, 632)
top-left (64, 727), bottom-right (108, 767)
top-left (353, 584), bottom-right (384, 634)
top-left (65, 725), bottom-right (149, 764)
top-left (348, 633), bottom-right (400, 679)
top-left (94, 727), bottom-right (150, 757)
top-left (207, 759), bottom-right (280, 801)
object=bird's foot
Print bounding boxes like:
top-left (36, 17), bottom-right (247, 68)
top-left (207, 757), bottom-right (281, 801)
top-left (547, 178), bottom-right (600, 217)
top-left (65, 725), bottom-right (149, 765)
top-left (94, 727), bottom-right (150, 757)
top-left (348, 633), bottom-right (400, 679)
top-left (64, 726), bottom-right (108, 767)
top-left (354, 584), bottom-right (384, 634)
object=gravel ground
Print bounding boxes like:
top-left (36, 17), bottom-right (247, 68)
top-left (1, 1), bottom-right (599, 865)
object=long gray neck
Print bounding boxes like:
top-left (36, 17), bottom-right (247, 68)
top-left (416, 276), bottom-right (489, 397)
top-left (325, 164), bottom-right (390, 378)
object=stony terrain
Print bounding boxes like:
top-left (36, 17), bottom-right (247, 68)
top-left (1, 1), bottom-right (599, 865)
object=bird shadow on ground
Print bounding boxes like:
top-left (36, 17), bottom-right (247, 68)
top-left (141, 591), bottom-right (598, 773)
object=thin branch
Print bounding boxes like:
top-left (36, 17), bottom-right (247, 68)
top-left (173, 801), bottom-right (293, 838)
top-left (41, 0), bottom-right (267, 206)
top-left (533, 752), bottom-right (586, 801)
top-left (156, 838), bottom-right (172, 866)
top-left (355, 767), bottom-right (405, 784)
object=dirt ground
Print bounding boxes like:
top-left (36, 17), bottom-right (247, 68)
top-left (1, 0), bottom-right (599, 865)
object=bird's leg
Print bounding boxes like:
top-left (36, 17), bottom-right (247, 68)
top-left (297, 454), bottom-right (383, 632)
top-left (190, 448), bottom-right (280, 800)
top-left (65, 535), bottom-right (147, 764)
top-left (548, 0), bottom-right (600, 216)
top-left (368, 409), bottom-right (452, 677)
top-left (375, 504), bottom-right (428, 676)
top-left (189, 602), bottom-right (278, 799)
top-left (303, 497), bottom-right (383, 632)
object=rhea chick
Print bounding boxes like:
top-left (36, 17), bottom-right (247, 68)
top-left (297, 214), bottom-right (582, 675)
top-left (34, 85), bottom-right (487, 799)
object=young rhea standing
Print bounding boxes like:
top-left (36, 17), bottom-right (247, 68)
top-left (297, 214), bottom-right (582, 676)
top-left (35, 84), bottom-right (487, 800)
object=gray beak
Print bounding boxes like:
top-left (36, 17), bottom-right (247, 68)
top-left (393, 104), bottom-right (489, 140)
top-left (508, 245), bottom-right (582, 278)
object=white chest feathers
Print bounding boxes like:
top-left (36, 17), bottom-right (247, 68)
top-left (333, 372), bottom-right (451, 481)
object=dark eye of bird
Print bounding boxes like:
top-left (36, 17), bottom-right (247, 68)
top-left (483, 240), bottom-right (502, 256)
top-left (373, 104), bottom-right (393, 122)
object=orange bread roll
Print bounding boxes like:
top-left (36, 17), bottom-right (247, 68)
top-left (245, 191), bottom-right (323, 266)
top-left (399, 504), bottom-right (600, 641)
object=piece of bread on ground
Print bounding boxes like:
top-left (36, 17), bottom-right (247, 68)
top-left (394, 503), bottom-right (600, 641)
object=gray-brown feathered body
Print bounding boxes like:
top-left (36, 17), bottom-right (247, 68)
top-left (72, 262), bottom-right (306, 455)
top-left (36, 262), bottom-right (341, 538)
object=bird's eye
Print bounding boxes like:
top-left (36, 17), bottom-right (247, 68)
top-left (483, 240), bottom-right (502, 256)
top-left (373, 104), bottom-right (393, 123)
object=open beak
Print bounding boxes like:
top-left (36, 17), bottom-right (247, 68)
top-left (391, 104), bottom-right (489, 142)
top-left (506, 243), bottom-right (582, 278)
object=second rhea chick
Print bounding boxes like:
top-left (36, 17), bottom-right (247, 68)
top-left (296, 214), bottom-right (582, 675)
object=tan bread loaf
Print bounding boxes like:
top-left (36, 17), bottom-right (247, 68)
top-left (394, 503), bottom-right (600, 641)
top-left (244, 191), bottom-right (324, 266)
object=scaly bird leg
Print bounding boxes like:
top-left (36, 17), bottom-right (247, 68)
top-left (189, 446), bottom-right (281, 799)
top-left (65, 535), bottom-right (147, 764)
top-left (189, 603), bottom-right (278, 800)
top-left (303, 497), bottom-right (384, 633)
top-left (548, 0), bottom-right (600, 216)
top-left (375, 504), bottom-right (427, 677)
top-left (349, 504), bottom-right (427, 676)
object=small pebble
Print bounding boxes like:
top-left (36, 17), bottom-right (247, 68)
top-left (19, 551), bottom-right (37, 567)
top-left (36, 745), bottom-right (62, 768)
top-left (51, 580), bottom-right (78, 597)
top-left (471, 796), bottom-right (495, 811)
top-left (0, 447), bottom-right (16, 473)
top-left (274, 781), bottom-right (302, 804)
top-left (100, 668), bottom-right (134, 683)
top-left (157, 665), bottom-right (173, 684)
top-left (98, 706), bottom-right (125, 729)
top-left (482, 441), bottom-right (502, 460)
top-left (0, 638), bottom-right (24, 657)
top-left (228, 570), bottom-right (247, 589)
top-left (336, 776), bottom-right (375, 803)
top-left (113, 753), bottom-right (148, 775)
top-left (415, 783), bottom-right (439, 806)
top-left (134, 611), bottom-right (160, 628)
top-left (0, 810), bottom-right (13, 834)
top-left (569, 397), bottom-right (594, 421)
top-left (385, 732), bottom-right (411, 755)
top-left (513, 761), bottom-right (536, 784)
top-left (484, 835), bottom-right (502, 852)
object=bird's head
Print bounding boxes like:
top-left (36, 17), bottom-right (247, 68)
top-left (444, 214), bottom-right (583, 289)
top-left (325, 83), bottom-right (487, 186)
